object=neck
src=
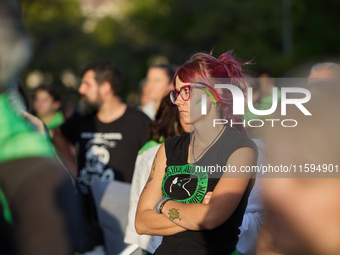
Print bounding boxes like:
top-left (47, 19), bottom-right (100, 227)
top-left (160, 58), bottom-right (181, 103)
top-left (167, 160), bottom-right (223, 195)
top-left (154, 99), bottom-right (162, 113)
top-left (97, 96), bottom-right (127, 123)
top-left (191, 108), bottom-right (223, 145)
top-left (189, 108), bottom-right (225, 162)
top-left (40, 111), bottom-right (56, 124)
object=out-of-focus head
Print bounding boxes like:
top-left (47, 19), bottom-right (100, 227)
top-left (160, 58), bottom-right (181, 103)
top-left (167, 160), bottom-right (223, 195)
top-left (308, 62), bottom-right (340, 80)
top-left (144, 64), bottom-right (175, 102)
top-left (254, 66), bottom-right (275, 97)
top-left (138, 78), bottom-right (150, 107)
top-left (244, 73), bottom-right (261, 106)
top-left (33, 85), bottom-right (61, 117)
top-left (149, 95), bottom-right (190, 143)
top-left (80, 61), bottom-right (123, 97)
top-left (78, 61), bottom-right (122, 114)
top-left (0, 0), bottom-right (31, 92)
top-left (262, 83), bottom-right (340, 254)
top-left (172, 50), bottom-right (249, 133)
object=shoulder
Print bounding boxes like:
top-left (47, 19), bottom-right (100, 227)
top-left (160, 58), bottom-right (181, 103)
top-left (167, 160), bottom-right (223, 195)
top-left (139, 144), bottom-right (161, 166)
top-left (62, 111), bottom-right (93, 126)
top-left (124, 106), bottom-right (151, 123)
top-left (59, 112), bottom-right (94, 138)
top-left (225, 127), bottom-right (258, 157)
top-left (164, 133), bottom-right (190, 151)
top-left (138, 140), bottom-right (161, 155)
top-left (0, 157), bottom-right (74, 193)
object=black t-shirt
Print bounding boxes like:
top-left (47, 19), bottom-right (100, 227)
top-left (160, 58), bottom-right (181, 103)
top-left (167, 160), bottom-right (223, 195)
top-left (60, 106), bottom-right (150, 194)
top-left (155, 126), bottom-right (258, 255)
top-left (60, 106), bottom-right (150, 252)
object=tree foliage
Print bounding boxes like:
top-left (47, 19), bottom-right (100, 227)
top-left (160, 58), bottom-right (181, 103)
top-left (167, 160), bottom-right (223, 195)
top-left (19, 0), bottom-right (340, 99)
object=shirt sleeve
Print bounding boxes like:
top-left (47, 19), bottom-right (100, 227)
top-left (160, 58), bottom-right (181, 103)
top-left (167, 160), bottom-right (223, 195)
top-left (230, 134), bottom-right (259, 166)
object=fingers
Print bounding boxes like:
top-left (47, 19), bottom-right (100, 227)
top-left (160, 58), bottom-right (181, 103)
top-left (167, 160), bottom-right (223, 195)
top-left (22, 111), bottom-right (46, 133)
top-left (202, 191), bottom-right (213, 204)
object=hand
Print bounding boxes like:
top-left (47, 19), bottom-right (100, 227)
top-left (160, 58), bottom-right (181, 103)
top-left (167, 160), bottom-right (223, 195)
top-left (202, 192), bottom-right (213, 204)
top-left (22, 111), bottom-right (46, 133)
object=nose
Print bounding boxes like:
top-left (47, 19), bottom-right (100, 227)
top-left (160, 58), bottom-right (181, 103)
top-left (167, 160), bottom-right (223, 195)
top-left (78, 83), bottom-right (86, 95)
top-left (174, 94), bottom-right (184, 106)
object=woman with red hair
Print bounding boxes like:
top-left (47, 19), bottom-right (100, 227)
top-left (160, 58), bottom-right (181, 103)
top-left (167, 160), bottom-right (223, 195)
top-left (136, 51), bottom-right (258, 255)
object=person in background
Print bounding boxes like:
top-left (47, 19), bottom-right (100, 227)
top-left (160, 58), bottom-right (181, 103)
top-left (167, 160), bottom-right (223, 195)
top-left (256, 66), bottom-right (340, 255)
top-left (33, 84), bottom-right (65, 137)
top-left (0, 184), bottom-right (16, 255)
top-left (125, 96), bottom-right (191, 255)
top-left (141, 64), bottom-right (176, 119)
top-left (244, 67), bottom-right (280, 125)
top-left (308, 62), bottom-right (340, 85)
top-left (236, 138), bottom-right (266, 255)
top-left (237, 74), bottom-right (267, 255)
top-left (53, 61), bottom-right (150, 254)
top-left (256, 66), bottom-right (275, 100)
top-left (0, 1), bottom-right (80, 254)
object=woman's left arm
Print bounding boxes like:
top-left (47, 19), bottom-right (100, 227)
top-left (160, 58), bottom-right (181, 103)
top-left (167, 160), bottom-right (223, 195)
top-left (160, 147), bottom-right (255, 231)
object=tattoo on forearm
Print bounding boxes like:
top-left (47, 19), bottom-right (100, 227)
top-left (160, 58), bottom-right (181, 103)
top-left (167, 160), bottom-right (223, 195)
top-left (143, 155), bottom-right (157, 191)
top-left (168, 208), bottom-right (180, 221)
top-left (147, 154), bottom-right (157, 184)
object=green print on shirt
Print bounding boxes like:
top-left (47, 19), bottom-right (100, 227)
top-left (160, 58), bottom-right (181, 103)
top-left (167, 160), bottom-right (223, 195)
top-left (162, 164), bottom-right (208, 204)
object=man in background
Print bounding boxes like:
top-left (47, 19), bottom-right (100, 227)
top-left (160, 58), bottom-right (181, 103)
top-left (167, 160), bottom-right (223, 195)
top-left (54, 61), bottom-right (150, 253)
top-left (308, 62), bottom-right (340, 80)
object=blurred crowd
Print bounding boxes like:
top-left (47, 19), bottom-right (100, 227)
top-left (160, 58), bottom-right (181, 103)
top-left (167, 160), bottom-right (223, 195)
top-left (1, 1), bottom-right (340, 255)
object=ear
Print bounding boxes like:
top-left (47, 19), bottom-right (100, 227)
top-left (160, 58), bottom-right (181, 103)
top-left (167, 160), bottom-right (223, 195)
top-left (101, 81), bottom-right (113, 95)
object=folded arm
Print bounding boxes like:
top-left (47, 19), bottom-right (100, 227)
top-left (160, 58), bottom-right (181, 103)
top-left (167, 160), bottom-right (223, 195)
top-left (136, 145), bottom-right (255, 235)
top-left (160, 147), bottom-right (255, 231)
top-left (135, 143), bottom-right (187, 236)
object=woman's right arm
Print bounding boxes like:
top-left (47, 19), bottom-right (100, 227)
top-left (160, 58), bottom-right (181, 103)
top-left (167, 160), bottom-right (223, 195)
top-left (135, 143), bottom-right (187, 236)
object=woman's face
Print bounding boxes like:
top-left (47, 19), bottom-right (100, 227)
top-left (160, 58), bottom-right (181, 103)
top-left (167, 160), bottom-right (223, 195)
top-left (145, 67), bottom-right (172, 102)
top-left (174, 76), bottom-right (206, 125)
top-left (174, 76), bottom-right (190, 124)
top-left (34, 90), bottom-right (58, 117)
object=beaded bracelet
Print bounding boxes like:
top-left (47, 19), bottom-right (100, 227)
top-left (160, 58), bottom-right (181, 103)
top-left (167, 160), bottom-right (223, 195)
top-left (155, 197), bottom-right (171, 214)
top-left (159, 198), bottom-right (171, 214)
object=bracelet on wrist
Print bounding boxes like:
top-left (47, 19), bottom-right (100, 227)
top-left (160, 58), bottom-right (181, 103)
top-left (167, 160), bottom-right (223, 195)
top-left (155, 197), bottom-right (171, 214)
top-left (159, 198), bottom-right (171, 214)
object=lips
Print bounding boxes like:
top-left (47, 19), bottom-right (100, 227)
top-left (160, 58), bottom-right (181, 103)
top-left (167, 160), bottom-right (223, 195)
top-left (179, 110), bottom-right (187, 114)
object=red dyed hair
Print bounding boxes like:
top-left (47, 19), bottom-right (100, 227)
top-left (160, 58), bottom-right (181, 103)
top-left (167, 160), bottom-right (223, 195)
top-left (173, 50), bottom-right (250, 134)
